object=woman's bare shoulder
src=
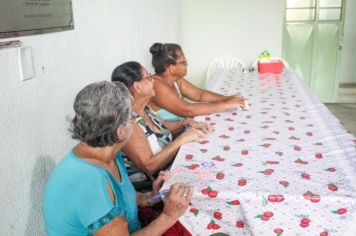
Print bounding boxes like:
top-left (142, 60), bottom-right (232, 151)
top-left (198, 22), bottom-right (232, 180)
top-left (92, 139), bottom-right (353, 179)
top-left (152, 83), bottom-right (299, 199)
top-left (153, 77), bottom-right (174, 93)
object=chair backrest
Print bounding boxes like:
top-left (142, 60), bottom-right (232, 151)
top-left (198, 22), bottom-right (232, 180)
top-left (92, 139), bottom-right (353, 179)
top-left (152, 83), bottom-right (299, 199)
top-left (206, 56), bottom-right (246, 87)
top-left (249, 57), bottom-right (290, 72)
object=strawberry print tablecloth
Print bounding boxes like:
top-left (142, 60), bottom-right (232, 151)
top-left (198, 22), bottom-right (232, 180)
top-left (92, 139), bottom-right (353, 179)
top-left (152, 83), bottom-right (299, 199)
top-left (165, 68), bottom-right (356, 236)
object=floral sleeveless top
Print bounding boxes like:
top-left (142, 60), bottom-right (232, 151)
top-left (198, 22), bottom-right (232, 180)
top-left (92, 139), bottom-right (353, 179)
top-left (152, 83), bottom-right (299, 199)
top-left (124, 107), bottom-right (173, 182)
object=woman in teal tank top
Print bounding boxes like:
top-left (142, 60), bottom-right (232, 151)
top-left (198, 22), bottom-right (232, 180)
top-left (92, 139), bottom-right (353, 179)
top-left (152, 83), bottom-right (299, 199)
top-left (149, 43), bottom-right (248, 119)
top-left (43, 81), bottom-right (193, 235)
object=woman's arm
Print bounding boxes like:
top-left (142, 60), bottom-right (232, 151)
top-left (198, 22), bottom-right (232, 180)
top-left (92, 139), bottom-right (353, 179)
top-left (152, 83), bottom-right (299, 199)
top-left (179, 78), bottom-right (232, 102)
top-left (152, 79), bottom-right (245, 117)
top-left (93, 204), bottom-right (176, 236)
top-left (161, 119), bottom-right (185, 134)
top-left (94, 188), bottom-right (189, 236)
top-left (136, 171), bottom-right (171, 207)
top-left (162, 119), bottom-right (213, 135)
top-left (132, 183), bottom-right (193, 236)
top-left (122, 123), bottom-right (203, 175)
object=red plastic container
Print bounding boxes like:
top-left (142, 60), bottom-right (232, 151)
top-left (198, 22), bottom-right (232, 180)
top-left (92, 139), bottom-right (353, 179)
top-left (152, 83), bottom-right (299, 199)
top-left (258, 60), bottom-right (284, 73)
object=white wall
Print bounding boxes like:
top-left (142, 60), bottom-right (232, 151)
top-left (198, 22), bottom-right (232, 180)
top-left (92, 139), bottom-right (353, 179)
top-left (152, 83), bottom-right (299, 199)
top-left (339, 0), bottom-right (356, 83)
top-left (0, 0), bottom-right (181, 235)
top-left (181, 0), bottom-right (284, 87)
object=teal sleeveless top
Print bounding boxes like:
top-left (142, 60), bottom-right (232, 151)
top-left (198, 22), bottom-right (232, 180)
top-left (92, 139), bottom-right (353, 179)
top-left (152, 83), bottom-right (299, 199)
top-left (43, 150), bottom-right (140, 235)
top-left (156, 108), bottom-right (184, 121)
top-left (156, 81), bottom-right (184, 121)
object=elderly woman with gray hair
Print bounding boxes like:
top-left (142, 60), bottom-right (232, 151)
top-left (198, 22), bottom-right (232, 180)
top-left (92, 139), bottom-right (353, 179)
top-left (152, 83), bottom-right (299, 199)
top-left (43, 81), bottom-right (193, 235)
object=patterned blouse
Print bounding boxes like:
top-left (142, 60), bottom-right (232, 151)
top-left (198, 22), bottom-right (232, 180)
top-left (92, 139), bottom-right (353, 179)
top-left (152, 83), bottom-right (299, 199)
top-left (124, 107), bottom-right (173, 182)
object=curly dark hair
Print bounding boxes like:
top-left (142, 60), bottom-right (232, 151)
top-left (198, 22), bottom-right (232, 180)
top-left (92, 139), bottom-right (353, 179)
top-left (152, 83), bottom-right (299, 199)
top-left (149, 42), bottom-right (182, 74)
top-left (69, 81), bottom-right (131, 147)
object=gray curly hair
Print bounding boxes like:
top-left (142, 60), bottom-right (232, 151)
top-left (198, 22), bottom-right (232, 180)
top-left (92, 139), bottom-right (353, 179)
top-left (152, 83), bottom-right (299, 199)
top-left (69, 81), bottom-right (131, 147)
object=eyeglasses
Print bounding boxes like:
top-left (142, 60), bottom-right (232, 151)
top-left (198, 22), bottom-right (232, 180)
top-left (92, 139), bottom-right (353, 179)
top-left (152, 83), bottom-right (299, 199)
top-left (167, 54), bottom-right (188, 66)
top-left (175, 59), bottom-right (188, 66)
top-left (141, 73), bottom-right (153, 81)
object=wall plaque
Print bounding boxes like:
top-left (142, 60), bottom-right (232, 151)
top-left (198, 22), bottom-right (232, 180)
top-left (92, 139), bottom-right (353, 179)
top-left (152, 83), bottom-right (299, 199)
top-left (0, 0), bottom-right (73, 39)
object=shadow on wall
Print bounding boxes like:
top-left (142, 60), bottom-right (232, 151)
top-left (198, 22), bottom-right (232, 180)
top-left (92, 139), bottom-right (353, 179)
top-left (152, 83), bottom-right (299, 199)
top-left (25, 156), bottom-right (55, 236)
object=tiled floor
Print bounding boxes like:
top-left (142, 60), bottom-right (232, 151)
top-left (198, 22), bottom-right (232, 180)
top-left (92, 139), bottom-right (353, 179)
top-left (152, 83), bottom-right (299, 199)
top-left (338, 84), bottom-right (356, 103)
top-left (325, 103), bottom-right (356, 136)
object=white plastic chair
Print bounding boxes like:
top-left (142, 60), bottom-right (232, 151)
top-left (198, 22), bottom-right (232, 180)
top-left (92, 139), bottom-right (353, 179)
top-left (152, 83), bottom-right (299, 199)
top-left (249, 57), bottom-right (289, 72)
top-left (206, 56), bottom-right (246, 87)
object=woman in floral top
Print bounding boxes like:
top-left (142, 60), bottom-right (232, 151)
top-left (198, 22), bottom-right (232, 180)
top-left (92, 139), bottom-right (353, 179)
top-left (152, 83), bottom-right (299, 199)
top-left (112, 61), bottom-right (212, 184)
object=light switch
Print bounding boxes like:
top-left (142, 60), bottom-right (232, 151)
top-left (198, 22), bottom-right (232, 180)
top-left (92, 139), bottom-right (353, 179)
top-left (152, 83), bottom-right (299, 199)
top-left (18, 46), bottom-right (35, 81)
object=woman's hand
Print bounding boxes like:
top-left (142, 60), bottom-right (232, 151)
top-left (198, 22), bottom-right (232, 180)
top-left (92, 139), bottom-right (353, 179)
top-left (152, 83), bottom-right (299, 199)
top-left (152, 171), bottom-right (171, 195)
top-left (187, 120), bottom-right (214, 134)
top-left (162, 183), bottom-right (193, 221)
top-left (231, 94), bottom-right (248, 109)
top-left (231, 93), bottom-right (245, 100)
top-left (226, 96), bottom-right (247, 110)
top-left (176, 128), bottom-right (204, 145)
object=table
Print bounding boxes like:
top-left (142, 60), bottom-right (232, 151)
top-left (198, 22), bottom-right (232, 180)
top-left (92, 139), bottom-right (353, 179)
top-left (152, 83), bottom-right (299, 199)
top-left (165, 68), bottom-right (356, 236)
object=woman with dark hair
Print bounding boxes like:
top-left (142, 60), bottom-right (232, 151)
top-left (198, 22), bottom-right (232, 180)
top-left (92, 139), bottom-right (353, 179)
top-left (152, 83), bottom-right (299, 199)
top-left (43, 81), bottom-right (193, 235)
top-left (112, 62), bottom-right (212, 185)
top-left (149, 42), bottom-right (247, 121)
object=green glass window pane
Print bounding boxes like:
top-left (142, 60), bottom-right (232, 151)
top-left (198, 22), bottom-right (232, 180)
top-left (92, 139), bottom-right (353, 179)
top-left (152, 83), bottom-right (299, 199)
top-left (286, 0), bottom-right (315, 8)
top-left (320, 0), bottom-right (342, 8)
top-left (286, 9), bottom-right (315, 21)
top-left (319, 8), bottom-right (341, 20)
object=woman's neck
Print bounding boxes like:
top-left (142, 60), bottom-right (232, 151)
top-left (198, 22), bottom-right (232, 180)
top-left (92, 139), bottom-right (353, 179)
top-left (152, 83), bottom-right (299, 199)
top-left (132, 94), bottom-right (162, 132)
top-left (74, 143), bottom-right (123, 183)
top-left (74, 143), bottom-right (119, 167)
top-left (132, 96), bottom-right (150, 117)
